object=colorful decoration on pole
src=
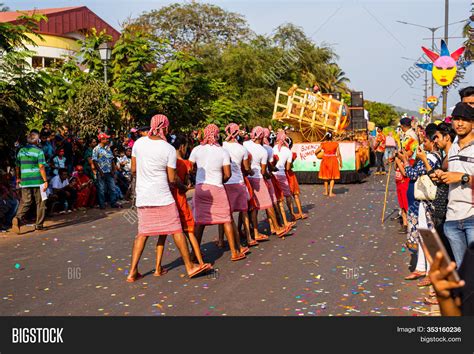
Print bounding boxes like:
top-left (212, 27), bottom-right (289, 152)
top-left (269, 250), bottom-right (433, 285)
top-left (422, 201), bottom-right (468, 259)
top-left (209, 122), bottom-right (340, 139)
top-left (416, 40), bottom-right (471, 87)
top-left (419, 107), bottom-right (431, 115)
top-left (426, 95), bottom-right (438, 110)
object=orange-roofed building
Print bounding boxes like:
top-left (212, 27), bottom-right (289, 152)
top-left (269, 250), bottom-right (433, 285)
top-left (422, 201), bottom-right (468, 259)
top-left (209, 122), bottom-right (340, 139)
top-left (0, 6), bottom-right (120, 68)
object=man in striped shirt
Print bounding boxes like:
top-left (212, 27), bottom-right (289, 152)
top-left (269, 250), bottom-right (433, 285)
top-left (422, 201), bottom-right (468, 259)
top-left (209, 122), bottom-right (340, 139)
top-left (12, 132), bottom-right (49, 233)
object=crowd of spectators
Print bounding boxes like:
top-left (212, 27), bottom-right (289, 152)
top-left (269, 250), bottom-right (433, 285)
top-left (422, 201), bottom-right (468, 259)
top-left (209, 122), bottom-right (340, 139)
top-left (376, 86), bottom-right (474, 316)
top-left (0, 124), bottom-right (158, 232)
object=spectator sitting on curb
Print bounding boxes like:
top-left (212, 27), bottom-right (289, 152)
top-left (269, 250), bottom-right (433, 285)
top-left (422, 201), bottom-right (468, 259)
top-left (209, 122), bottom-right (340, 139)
top-left (49, 168), bottom-right (77, 214)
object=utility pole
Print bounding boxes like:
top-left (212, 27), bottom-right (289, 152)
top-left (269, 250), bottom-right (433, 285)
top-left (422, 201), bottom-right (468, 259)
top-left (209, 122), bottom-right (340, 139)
top-left (442, 0), bottom-right (449, 117)
top-left (430, 29), bottom-right (435, 96)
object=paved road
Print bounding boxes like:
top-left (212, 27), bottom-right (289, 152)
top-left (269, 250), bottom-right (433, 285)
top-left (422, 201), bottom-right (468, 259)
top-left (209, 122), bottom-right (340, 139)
top-left (0, 174), bottom-right (436, 316)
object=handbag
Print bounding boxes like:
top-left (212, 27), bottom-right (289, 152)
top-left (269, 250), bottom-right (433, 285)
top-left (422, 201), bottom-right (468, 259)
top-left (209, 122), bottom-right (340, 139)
top-left (414, 174), bottom-right (437, 201)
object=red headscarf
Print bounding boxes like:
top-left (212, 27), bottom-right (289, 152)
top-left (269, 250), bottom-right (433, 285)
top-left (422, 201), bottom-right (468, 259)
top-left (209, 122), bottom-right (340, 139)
top-left (148, 114), bottom-right (169, 140)
top-left (201, 124), bottom-right (220, 146)
top-left (250, 126), bottom-right (264, 141)
top-left (263, 128), bottom-right (270, 145)
top-left (225, 123), bottom-right (240, 141)
top-left (276, 131), bottom-right (289, 151)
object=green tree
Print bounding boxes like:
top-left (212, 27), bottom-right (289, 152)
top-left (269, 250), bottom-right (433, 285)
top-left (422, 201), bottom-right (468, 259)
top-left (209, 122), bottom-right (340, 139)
top-left (318, 64), bottom-right (350, 93)
top-left (60, 78), bottom-right (119, 138)
top-left (0, 3), bottom-right (9, 11)
top-left (111, 26), bottom-right (169, 126)
top-left (463, 21), bottom-right (473, 61)
top-left (77, 28), bottom-right (112, 80)
top-left (0, 14), bottom-right (49, 152)
top-left (364, 101), bottom-right (398, 128)
top-left (135, 2), bottom-right (252, 54)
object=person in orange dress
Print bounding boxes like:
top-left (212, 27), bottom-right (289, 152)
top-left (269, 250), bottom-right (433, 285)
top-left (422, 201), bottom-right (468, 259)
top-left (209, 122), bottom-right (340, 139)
top-left (285, 141), bottom-right (307, 219)
top-left (314, 132), bottom-right (342, 197)
top-left (170, 135), bottom-right (207, 269)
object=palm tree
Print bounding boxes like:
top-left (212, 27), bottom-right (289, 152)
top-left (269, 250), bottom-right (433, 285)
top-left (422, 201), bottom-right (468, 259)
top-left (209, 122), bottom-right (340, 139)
top-left (462, 21), bottom-right (473, 61)
top-left (0, 3), bottom-right (10, 12)
top-left (319, 64), bottom-right (350, 93)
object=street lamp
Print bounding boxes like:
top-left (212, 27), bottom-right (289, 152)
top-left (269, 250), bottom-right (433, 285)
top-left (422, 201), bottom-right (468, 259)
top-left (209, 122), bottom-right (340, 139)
top-left (98, 42), bottom-right (112, 84)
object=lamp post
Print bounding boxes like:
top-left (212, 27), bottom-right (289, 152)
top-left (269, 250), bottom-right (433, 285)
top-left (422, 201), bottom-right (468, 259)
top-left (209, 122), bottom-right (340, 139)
top-left (98, 42), bottom-right (112, 84)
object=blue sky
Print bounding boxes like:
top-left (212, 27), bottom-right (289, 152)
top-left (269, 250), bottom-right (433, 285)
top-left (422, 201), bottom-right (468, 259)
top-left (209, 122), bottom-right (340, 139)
top-left (9, 0), bottom-right (474, 113)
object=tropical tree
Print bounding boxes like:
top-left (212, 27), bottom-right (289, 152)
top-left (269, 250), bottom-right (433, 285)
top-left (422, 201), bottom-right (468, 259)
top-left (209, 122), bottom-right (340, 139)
top-left (76, 28), bottom-right (112, 80)
top-left (61, 78), bottom-right (119, 138)
top-left (111, 26), bottom-right (163, 126)
top-left (364, 101), bottom-right (399, 128)
top-left (0, 14), bottom-right (48, 152)
top-left (319, 64), bottom-right (350, 93)
top-left (462, 20), bottom-right (473, 61)
top-left (134, 2), bottom-right (252, 54)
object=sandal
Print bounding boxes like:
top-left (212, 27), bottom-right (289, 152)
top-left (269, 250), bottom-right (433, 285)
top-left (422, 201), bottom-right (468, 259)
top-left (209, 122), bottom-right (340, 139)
top-left (417, 277), bottom-right (432, 287)
top-left (255, 235), bottom-right (269, 242)
top-left (404, 271), bottom-right (425, 280)
top-left (248, 240), bottom-right (259, 247)
top-left (240, 246), bottom-right (250, 255)
top-left (153, 268), bottom-right (168, 277)
top-left (231, 253), bottom-right (246, 262)
top-left (423, 297), bottom-right (438, 305)
top-left (276, 224), bottom-right (291, 238)
top-left (126, 272), bottom-right (144, 283)
top-left (188, 263), bottom-right (212, 278)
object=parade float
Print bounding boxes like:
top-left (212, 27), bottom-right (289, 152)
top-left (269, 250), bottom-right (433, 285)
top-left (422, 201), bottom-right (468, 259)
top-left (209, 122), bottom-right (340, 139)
top-left (272, 84), bottom-right (370, 184)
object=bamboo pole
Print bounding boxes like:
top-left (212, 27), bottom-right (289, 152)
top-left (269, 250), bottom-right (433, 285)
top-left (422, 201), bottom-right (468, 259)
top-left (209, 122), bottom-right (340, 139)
top-left (381, 162), bottom-right (393, 224)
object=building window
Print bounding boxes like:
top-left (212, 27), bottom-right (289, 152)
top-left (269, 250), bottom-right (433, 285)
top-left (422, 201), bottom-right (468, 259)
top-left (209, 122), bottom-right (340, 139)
top-left (32, 56), bottom-right (43, 68)
top-left (31, 56), bottom-right (64, 69)
top-left (44, 57), bottom-right (55, 68)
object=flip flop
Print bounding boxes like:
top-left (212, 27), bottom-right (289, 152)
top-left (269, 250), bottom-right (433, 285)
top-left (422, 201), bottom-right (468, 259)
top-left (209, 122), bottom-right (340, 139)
top-left (126, 272), bottom-right (144, 283)
top-left (255, 235), bottom-right (269, 242)
top-left (240, 246), bottom-right (250, 255)
top-left (404, 271), bottom-right (425, 280)
top-left (153, 268), bottom-right (168, 277)
top-left (231, 253), bottom-right (246, 262)
top-left (288, 221), bottom-right (297, 228)
top-left (188, 263), bottom-right (212, 278)
top-left (276, 224), bottom-right (291, 238)
top-left (299, 213), bottom-right (308, 219)
top-left (248, 240), bottom-right (259, 247)
top-left (417, 277), bottom-right (432, 287)
top-left (423, 297), bottom-right (438, 305)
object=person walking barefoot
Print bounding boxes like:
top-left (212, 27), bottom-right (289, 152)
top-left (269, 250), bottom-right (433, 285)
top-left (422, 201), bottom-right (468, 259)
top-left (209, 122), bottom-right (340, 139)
top-left (314, 132), bottom-right (342, 197)
top-left (127, 115), bottom-right (210, 282)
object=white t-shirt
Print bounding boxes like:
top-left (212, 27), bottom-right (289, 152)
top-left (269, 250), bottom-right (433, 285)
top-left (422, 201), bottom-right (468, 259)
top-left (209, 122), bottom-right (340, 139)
top-left (243, 140), bottom-right (267, 179)
top-left (223, 141), bottom-right (248, 185)
top-left (189, 145), bottom-right (230, 187)
top-left (273, 146), bottom-right (293, 176)
top-left (446, 141), bottom-right (474, 221)
top-left (49, 175), bottom-right (69, 194)
top-left (132, 137), bottom-right (176, 207)
top-left (263, 144), bottom-right (274, 164)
